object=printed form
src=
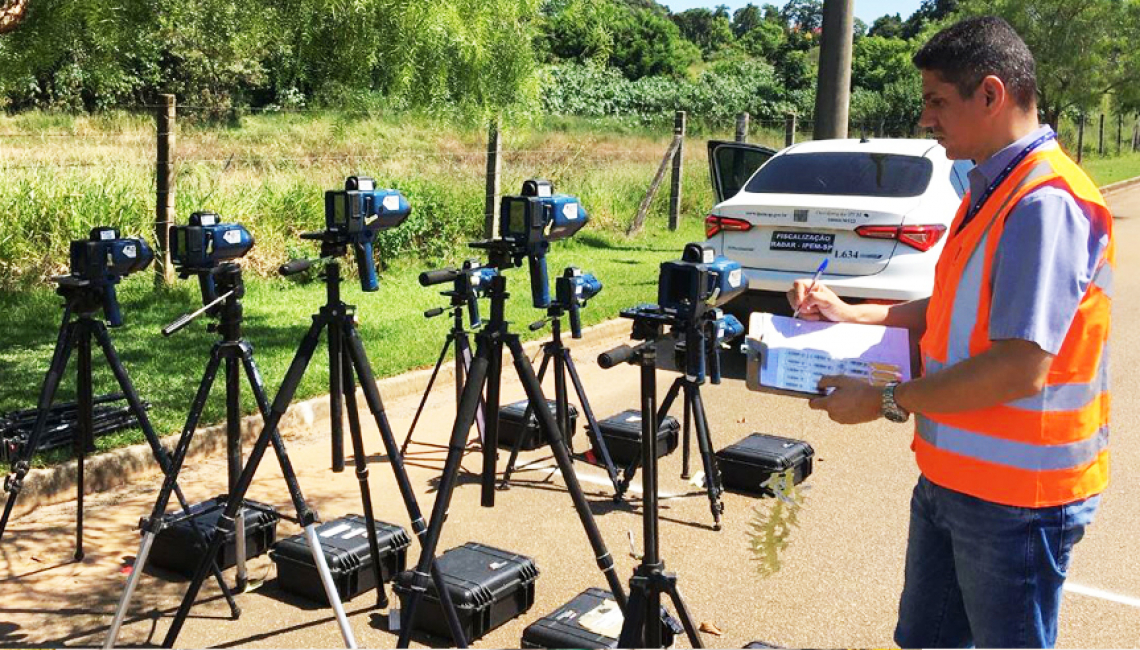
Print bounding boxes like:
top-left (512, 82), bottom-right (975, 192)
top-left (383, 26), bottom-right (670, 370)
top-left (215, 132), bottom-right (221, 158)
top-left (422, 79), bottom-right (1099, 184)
top-left (745, 313), bottom-right (912, 396)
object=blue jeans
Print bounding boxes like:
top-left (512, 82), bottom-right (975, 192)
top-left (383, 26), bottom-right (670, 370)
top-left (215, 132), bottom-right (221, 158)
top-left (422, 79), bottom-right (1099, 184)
top-left (894, 475), bottom-right (1100, 648)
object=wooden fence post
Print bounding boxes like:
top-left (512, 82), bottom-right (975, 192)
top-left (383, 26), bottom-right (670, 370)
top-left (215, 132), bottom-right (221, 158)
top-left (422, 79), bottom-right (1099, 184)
top-left (1133, 114), bottom-right (1139, 152)
top-left (483, 117), bottom-right (501, 240)
top-left (784, 113), bottom-right (796, 147)
top-left (668, 111), bottom-right (686, 231)
top-left (1077, 113), bottom-right (1085, 164)
top-left (154, 94), bottom-right (176, 288)
top-left (1098, 113), bottom-right (1105, 156)
top-left (1117, 113), bottom-right (1123, 156)
top-left (735, 112), bottom-right (750, 143)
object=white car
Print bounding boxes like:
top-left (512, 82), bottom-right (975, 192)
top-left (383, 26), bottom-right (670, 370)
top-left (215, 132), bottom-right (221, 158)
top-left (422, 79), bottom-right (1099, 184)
top-left (704, 137), bottom-right (972, 313)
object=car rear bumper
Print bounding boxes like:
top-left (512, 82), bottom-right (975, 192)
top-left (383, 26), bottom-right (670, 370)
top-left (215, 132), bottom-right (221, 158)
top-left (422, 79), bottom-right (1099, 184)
top-left (741, 265), bottom-right (933, 301)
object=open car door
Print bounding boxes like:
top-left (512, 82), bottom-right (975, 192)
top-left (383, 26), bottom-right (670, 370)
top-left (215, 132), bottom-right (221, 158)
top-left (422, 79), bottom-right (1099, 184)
top-left (707, 140), bottom-right (777, 204)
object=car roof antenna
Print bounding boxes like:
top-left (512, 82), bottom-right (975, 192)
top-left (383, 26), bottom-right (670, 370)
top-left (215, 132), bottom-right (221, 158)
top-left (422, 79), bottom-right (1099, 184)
top-left (859, 123), bottom-right (870, 144)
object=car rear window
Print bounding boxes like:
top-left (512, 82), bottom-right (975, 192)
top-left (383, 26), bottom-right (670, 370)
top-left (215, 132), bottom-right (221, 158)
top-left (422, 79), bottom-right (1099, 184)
top-left (744, 152), bottom-right (934, 198)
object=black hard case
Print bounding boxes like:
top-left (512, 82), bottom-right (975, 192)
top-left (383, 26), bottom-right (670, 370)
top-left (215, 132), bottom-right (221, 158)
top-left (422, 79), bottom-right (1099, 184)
top-left (393, 542), bottom-right (539, 642)
top-left (497, 399), bottom-right (578, 450)
top-left (590, 410), bottom-right (679, 466)
top-left (269, 514), bottom-right (411, 603)
top-left (521, 588), bottom-right (678, 649)
top-left (521, 587), bottom-right (622, 649)
top-left (715, 433), bottom-right (814, 495)
top-left (148, 495), bottom-right (279, 578)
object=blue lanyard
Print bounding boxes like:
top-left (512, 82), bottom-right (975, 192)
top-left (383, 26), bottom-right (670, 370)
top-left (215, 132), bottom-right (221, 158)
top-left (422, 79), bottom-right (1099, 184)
top-left (958, 131), bottom-right (1056, 232)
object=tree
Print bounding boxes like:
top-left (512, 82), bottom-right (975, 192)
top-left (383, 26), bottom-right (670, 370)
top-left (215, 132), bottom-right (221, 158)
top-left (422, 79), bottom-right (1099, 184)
top-left (672, 7), bottom-right (735, 58)
top-left (779, 0), bottom-right (823, 32)
top-left (608, 2), bottom-right (700, 78)
top-left (739, 19), bottom-right (786, 60)
top-left (901, 0), bottom-right (958, 39)
top-left (868, 12), bottom-right (904, 38)
top-left (957, 0), bottom-right (1140, 128)
top-left (732, 3), bottom-right (763, 37)
top-left (0, 0), bottom-right (28, 33)
top-left (852, 35), bottom-right (917, 93)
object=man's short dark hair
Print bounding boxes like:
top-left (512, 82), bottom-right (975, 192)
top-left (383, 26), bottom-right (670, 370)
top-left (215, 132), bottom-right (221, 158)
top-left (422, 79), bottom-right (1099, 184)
top-left (912, 16), bottom-right (1037, 111)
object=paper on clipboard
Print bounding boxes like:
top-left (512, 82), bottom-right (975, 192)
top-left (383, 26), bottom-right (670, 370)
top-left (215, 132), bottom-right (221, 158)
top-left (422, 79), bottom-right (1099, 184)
top-left (744, 312), bottom-right (912, 397)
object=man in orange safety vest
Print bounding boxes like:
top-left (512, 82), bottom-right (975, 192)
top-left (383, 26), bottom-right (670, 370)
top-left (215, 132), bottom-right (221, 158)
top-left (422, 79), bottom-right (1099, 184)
top-left (789, 16), bottom-right (1112, 648)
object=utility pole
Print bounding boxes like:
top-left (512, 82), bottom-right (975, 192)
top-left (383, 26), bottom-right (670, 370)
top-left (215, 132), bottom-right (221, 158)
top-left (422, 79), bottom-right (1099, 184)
top-left (813, 0), bottom-right (854, 140)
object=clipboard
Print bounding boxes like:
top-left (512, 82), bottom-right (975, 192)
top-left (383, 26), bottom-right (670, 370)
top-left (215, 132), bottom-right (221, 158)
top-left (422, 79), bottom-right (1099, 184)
top-left (743, 312), bottom-right (912, 398)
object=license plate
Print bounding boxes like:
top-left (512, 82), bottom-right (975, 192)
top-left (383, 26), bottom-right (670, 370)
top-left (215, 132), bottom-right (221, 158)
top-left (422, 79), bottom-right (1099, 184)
top-left (770, 231), bottom-right (835, 253)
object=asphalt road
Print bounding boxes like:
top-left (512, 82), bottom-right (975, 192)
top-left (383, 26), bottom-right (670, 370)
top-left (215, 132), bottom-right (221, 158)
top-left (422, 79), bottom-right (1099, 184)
top-left (2, 186), bottom-right (1139, 648)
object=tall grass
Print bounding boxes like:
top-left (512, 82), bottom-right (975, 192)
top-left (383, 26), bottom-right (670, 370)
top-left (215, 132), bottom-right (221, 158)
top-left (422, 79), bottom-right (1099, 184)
top-left (0, 111), bottom-right (731, 289)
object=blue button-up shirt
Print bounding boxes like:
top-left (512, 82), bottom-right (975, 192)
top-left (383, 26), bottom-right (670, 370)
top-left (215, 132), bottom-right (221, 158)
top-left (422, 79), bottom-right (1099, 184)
top-left (957, 126), bottom-right (1109, 355)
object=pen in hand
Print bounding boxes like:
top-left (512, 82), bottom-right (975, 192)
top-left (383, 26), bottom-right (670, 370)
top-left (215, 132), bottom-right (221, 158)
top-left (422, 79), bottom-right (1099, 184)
top-left (791, 257), bottom-right (829, 320)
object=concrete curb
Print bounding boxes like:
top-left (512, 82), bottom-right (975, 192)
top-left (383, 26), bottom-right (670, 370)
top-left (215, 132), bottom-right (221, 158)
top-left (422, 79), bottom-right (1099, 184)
top-left (1, 317), bottom-right (631, 520)
top-left (1100, 174), bottom-right (1140, 196)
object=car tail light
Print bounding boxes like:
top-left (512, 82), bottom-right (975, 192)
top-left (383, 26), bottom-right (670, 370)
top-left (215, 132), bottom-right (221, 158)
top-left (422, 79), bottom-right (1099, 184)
top-left (854, 224), bottom-right (947, 252)
top-left (705, 215), bottom-right (752, 238)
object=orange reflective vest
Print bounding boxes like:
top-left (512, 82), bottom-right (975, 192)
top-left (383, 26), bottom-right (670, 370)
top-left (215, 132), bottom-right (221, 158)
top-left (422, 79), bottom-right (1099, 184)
top-left (916, 145), bottom-right (1113, 508)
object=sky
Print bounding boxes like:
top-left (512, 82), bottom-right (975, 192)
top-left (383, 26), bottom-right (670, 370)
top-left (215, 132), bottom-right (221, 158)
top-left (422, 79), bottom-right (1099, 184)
top-left (660, 0), bottom-right (924, 24)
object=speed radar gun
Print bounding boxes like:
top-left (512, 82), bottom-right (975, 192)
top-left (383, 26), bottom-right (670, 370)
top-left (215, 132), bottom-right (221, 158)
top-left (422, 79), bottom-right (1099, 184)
top-left (394, 180), bottom-right (630, 649)
top-left (614, 243), bottom-right (745, 529)
top-left (155, 179), bottom-right (468, 650)
top-left (0, 228), bottom-right (164, 561)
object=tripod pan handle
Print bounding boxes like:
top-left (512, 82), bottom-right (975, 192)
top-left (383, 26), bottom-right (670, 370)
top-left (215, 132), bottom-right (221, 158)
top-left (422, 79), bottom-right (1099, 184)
top-left (598, 344), bottom-right (634, 369)
top-left (279, 258), bottom-right (312, 276)
top-left (419, 267), bottom-right (460, 286)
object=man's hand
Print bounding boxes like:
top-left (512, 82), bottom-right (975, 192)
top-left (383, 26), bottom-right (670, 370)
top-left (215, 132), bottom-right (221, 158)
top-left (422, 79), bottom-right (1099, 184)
top-left (787, 281), bottom-right (852, 322)
top-left (808, 375), bottom-right (883, 424)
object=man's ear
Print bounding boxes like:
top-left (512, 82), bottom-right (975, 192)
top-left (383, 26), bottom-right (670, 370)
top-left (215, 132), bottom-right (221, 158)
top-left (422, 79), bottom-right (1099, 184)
top-left (980, 75), bottom-right (1007, 112)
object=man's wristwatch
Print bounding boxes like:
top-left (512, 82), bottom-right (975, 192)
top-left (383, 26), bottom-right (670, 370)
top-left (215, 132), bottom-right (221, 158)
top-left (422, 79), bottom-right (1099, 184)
top-left (881, 381), bottom-right (910, 423)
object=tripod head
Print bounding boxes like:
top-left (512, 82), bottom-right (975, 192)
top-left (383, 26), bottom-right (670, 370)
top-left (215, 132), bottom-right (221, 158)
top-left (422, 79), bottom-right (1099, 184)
top-left (161, 263), bottom-right (247, 338)
top-left (528, 266), bottom-right (602, 339)
top-left (418, 259), bottom-right (497, 327)
top-left (54, 227), bottom-right (154, 327)
top-left (281, 176), bottom-right (411, 292)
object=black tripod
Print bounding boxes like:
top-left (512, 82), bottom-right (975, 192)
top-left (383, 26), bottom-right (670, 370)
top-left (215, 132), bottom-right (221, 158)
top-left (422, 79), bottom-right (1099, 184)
top-left (104, 262), bottom-right (342, 647)
top-left (399, 270), bottom-right (486, 467)
top-left (0, 276), bottom-right (242, 630)
top-left (613, 324), bottom-right (727, 530)
top-left (396, 241), bottom-right (628, 648)
top-left (598, 338), bottom-right (703, 648)
top-left (157, 241), bottom-right (467, 648)
top-left (498, 302), bottom-right (622, 496)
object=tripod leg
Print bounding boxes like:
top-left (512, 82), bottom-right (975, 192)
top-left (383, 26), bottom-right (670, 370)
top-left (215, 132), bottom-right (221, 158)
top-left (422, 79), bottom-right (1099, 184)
top-left (400, 333), bottom-right (453, 455)
top-left (499, 350), bottom-right (552, 489)
top-left (75, 325), bottom-right (93, 560)
top-left (337, 342), bottom-right (389, 609)
top-left (94, 325), bottom-right (241, 623)
top-left (681, 396), bottom-right (692, 479)
top-left (563, 350), bottom-right (622, 494)
top-left (341, 322), bottom-right (468, 648)
top-left (455, 331), bottom-right (486, 443)
top-left (505, 336), bottom-right (628, 609)
top-left (1, 320), bottom-right (76, 545)
top-left (104, 349), bottom-right (234, 649)
top-left (164, 315), bottom-right (357, 649)
top-left (688, 386), bottom-right (723, 530)
top-left (664, 582), bottom-right (705, 648)
top-left (617, 576), bottom-right (649, 648)
top-left (329, 309), bottom-right (345, 473)
top-left (396, 346), bottom-right (488, 648)
top-left (225, 353), bottom-right (248, 592)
